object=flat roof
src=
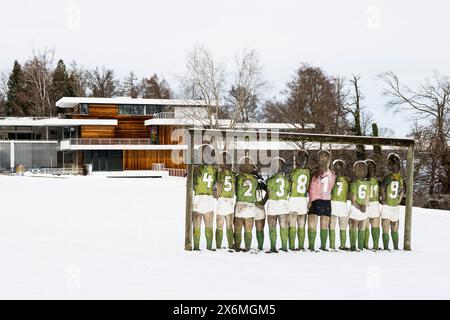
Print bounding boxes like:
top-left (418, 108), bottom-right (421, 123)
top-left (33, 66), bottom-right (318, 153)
top-left (56, 97), bottom-right (208, 108)
top-left (0, 118), bottom-right (118, 127)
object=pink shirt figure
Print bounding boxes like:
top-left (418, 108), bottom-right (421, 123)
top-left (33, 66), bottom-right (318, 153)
top-left (308, 170), bottom-right (336, 202)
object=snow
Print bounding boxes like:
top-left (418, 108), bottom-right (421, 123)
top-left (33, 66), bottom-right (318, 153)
top-left (0, 175), bottom-right (449, 299)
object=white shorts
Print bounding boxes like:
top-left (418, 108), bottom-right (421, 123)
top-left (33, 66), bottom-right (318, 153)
top-left (266, 199), bottom-right (290, 216)
top-left (255, 205), bottom-right (266, 221)
top-left (289, 197), bottom-right (308, 215)
top-left (367, 201), bottom-right (381, 219)
top-left (349, 205), bottom-right (368, 221)
top-left (381, 205), bottom-right (400, 222)
top-left (331, 200), bottom-right (349, 218)
top-left (216, 197), bottom-right (235, 216)
top-left (235, 202), bottom-right (258, 219)
top-left (193, 195), bottom-right (215, 214)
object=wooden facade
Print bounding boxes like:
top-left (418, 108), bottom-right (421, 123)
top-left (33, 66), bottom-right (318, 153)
top-left (70, 104), bottom-right (184, 171)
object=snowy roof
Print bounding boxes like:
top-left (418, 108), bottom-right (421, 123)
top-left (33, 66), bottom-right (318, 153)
top-left (56, 97), bottom-right (208, 108)
top-left (0, 117), bottom-right (117, 126)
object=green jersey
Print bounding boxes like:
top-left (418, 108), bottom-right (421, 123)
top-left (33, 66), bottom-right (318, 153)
top-left (236, 173), bottom-right (258, 203)
top-left (267, 173), bottom-right (290, 201)
top-left (217, 169), bottom-right (236, 199)
top-left (350, 179), bottom-right (370, 206)
top-left (194, 165), bottom-right (217, 196)
top-left (368, 177), bottom-right (380, 202)
top-left (383, 173), bottom-right (404, 206)
top-left (289, 168), bottom-right (310, 198)
top-left (331, 176), bottom-right (349, 202)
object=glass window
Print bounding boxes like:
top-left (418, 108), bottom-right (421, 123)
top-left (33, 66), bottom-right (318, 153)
top-left (80, 104), bottom-right (89, 115)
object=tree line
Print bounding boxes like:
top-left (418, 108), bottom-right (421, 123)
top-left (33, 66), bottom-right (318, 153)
top-left (0, 46), bottom-right (448, 206)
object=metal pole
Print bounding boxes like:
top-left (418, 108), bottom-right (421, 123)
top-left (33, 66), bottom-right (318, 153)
top-left (184, 130), bottom-right (195, 251)
top-left (404, 145), bottom-right (414, 251)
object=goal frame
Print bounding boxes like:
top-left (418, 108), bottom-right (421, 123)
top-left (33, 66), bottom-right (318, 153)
top-left (184, 128), bottom-right (415, 251)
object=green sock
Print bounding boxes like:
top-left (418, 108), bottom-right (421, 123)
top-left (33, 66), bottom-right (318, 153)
top-left (308, 229), bottom-right (317, 251)
top-left (382, 233), bottom-right (390, 250)
top-left (256, 230), bottom-right (264, 250)
top-left (392, 231), bottom-right (399, 250)
top-left (289, 227), bottom-right (296, 250)
top-left (244, 232), bottom-right (252, 250)
top-left (216, 229), bottom-right (223, 249)
top-left (340, 230), bottom-right (347, 249)
top-left (329, 229), bottom-right (336, 250)
top-left (358, 229), bottom-right (365, 250)
top-left (350, 229), bottom-right (357, 251)
top-left (280, 227), bottom-right (288, 251)
top-left (269, 228), bottom-right (277, 251)
top-left (234, 230), bottom-right (242, 250)
top-left (320, 229), bottom-right (328, 250)
top-left (298, 228), bottom-right (306, 250)
top-left (226, 228), bottom-right (234, 249)
top-left (371, 227), bottom-right (380, 250)
top-left (364, 227), bottom-right (370, 249)
top-left (193, 228), bottom-right (201, 250)
top-left (205, 227), bottom-right (213, 250)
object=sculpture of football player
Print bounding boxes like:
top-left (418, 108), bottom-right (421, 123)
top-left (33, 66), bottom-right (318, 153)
top-left (308, 150), bottom-right (336, 252)
top-left (215, 151), bottom-right (236, 250)
top-left (365, 159), bottom-right (381, 250)
top-left (254, 169), bottom-right (267, 251)
top-left (349, 161), bottom-right (370, 251)
top-left (288, 150), bottom-right (310, 251)
top-left (234, 156), bottom-right (259, 252)
top-left (192, 144), bottom-right (217, 251)
top-left (330, 159), bottom-right (350, 251)
top-left (380, 153), bottom-right (405, 250)
top-left (266, 157), bottom-right (291, 253)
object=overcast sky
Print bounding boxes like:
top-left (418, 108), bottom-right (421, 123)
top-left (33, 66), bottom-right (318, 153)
top-left (1, 0), bottom-right (449, 137)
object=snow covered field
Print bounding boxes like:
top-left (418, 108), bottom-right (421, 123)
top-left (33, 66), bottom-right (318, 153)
top-left (0, 175), bottom-right (449, 299)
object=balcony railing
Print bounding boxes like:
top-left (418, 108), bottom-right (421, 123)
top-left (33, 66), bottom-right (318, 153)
top-left (152, 112), bottom-right (175, 119)
top-left (67, 138), bottom-right (154, 145)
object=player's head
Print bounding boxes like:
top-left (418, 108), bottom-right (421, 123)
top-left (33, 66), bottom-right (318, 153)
top-left (387, 153), bottom-right (401, 173)
top-left (353, 161), bottom-right (368, 180)
top-left (198, 144), bottom-right (216, 165)
top-left (270, 157), bottom-right (287, 175)
top-left (332, 159), bottom-right (346, 176)
top-left (317, 150), bottom-right (331, 170)
top-left (238, 156), bottom-right (257, 174)
top-left (218, 151), bottom-right (233, 170)
top-left (365, 159), bottom-right (377, 177)
top-left (294, 150), bottom-right (308, 168)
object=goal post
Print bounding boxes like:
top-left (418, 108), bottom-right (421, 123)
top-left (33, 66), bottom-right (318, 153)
top-left (184, 128), bottom-right (415, 251)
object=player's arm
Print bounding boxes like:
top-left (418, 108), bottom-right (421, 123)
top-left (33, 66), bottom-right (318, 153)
top-left (380, 175), bottom-right (388, 204)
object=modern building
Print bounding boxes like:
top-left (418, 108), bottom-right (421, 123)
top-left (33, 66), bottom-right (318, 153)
top-left (0, 97), bottom-right (313, 175)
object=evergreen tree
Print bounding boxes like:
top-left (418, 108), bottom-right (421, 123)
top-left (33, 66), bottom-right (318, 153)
top-left (6, 60), bottom-right (27, 116)
top-left (51, 59), bottom-right (75, 103)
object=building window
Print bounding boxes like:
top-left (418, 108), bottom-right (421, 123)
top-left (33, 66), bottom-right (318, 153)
top-left (118, 104), bottom-right (164, 116)
top-left (80, 103), bottom-right (89, 115)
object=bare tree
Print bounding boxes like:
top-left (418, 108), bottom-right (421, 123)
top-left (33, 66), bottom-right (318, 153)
top-left (68, 62), bottom-right (89, 97)
top-left (140, 74), bottom-right (173, 99)
top-left (226, 49), bottom-right (266, 126)
top-left (380, 71), bottom-right (450, 194)
top-left (340, 74), bottom-right (365, 159)
top-left (120, 71), bottom-right (139, 98)
top-left (22, 48), bottom-right (55, 117)
top-left (87, 66), bottom-right (119, 98)
top-left (179, 45), bottom-right (226, 128)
